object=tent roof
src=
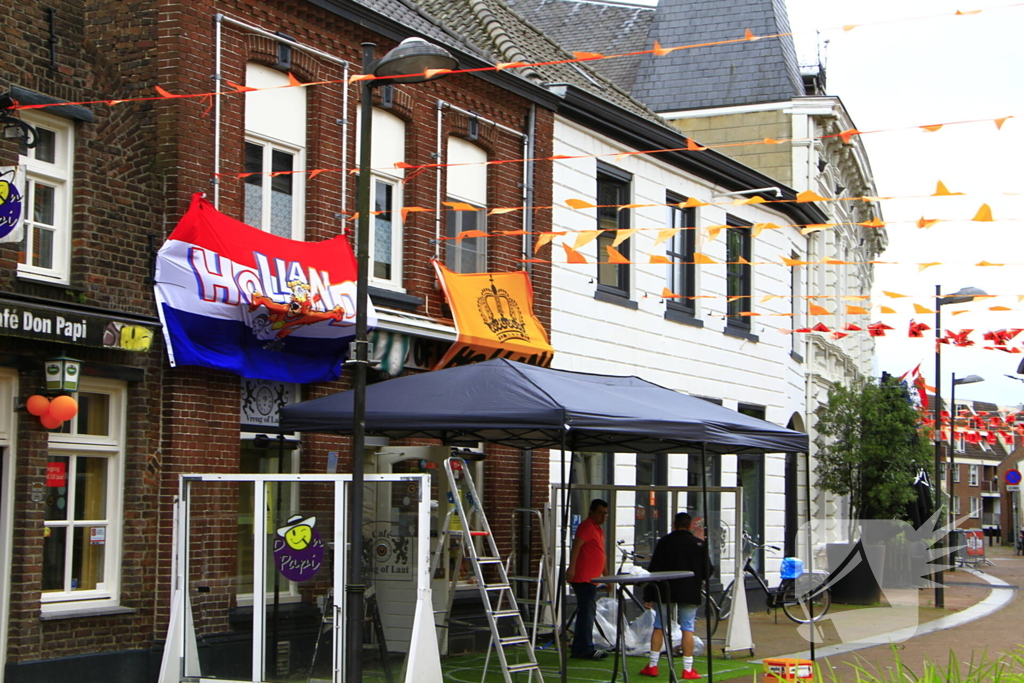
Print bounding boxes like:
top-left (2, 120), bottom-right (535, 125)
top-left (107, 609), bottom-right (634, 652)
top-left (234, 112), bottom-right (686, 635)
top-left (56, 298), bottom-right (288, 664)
top-left (280, 359), bottom-right (807, 454)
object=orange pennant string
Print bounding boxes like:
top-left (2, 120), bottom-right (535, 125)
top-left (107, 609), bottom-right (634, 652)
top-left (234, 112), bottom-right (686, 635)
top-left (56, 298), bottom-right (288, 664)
top-left (843, 24), bottom-right (858, 31)
top-left (308, 169), bottom-right (325, 180)
top-left (995, 117), bottom-right (1009, 130)
top-left (800, 224), bottom-right (831, 235)
top-left (650, 255), bottom-right (673, 265)
top-left (443, 201), bottom-right (477, 211)
top-left (349, 74), bottom-right (375, 83)
top-left (744, 28), bottom-right (758, 41)
top-left (287, 73), bottom-right (303, 87)
top-left (920, 124), bottom-right (944, 132)
top-left (780, 256), bottom-right (809, 266)
top-left (917, 217), bottom-right (940, 229)
top-left (955, 9), bottom-right (982, 15)
top-left (680, 197), bottom-right (708, 208)
top-left (534, 232), bottom-right (557, 253)
top-left (933, 181), bottom-right (963, 196)
top-left (497, 229), bottom-right (528, 235)
top-left (990, 306), bottom-right (1012, 311)
top-left (809, 304), bottom-right (831, 316)
top-left (797, 190), bottom-right (827, 203)
top-left (733, 196), bottom-right (766, 205)
top-left (879, 306), bottom-right (896, 314)
top-left (977, 260), bottom-right (1004, 267)
top-left (654, 228), bottom-right (681, 248)
top-left (652, 40), bottom-right (672, 57)
top-left (565, 198), bottom-right (596, 210)
top-left (456, 230), bottom-right (488, 243)
top-left (846, 305), bottom-right (869, 315)
top-left (685, 138), bottom-right (707, 152)
top-left (612, 228), bottom-right (638, 248)
top-left (573, 52), bottom-right (605, 60)
top-left (918, 263), bottom-right (940, 271)
top-left (495, 61), bottom-right (529, 70)
top-left (155, 85), bottom-right (181, 99)
top-left (883, 291), bottom-right (909, 298)
top-left (225, 81), bottom-right (257, 92)
top-left (573, 230), bottom-right (602, 249)
top-left (737, 256), bottom-right (751, 265)
top-left (762, 137), bottom-right (782, 144)
top-left (859, 217), bottom-right (885, 228)
top-left (692, 252), bottom-right (716, 264)
top-left (661, 287), bottom-right (681, 299)
top-left (605, 246), bottom-right (630, 264)
top-left (401, 206), bottom-right (429, 222)
top-left (838, 128), bottom-right (861, 144)
top-left (914, 304), bottom-right (936, 314)
top-left (972, 204), bottom-right (994, 221)
top-left (488, 207), bottom-right (518, 215)
top-left (423, 68), bottom-right (453, 79)
top-left (563, 243), bottom-right (588, 264)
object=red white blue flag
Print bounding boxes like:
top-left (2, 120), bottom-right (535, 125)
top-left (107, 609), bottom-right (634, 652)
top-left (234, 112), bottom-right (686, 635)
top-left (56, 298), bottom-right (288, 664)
top-left (154, 193), bottom-right (374, 383)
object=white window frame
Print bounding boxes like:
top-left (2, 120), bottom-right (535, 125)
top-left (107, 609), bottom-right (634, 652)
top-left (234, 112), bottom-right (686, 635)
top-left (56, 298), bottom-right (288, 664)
top-left (952, 463), bottom-right (960, 483)
top-left (445, 137), bottom-right (488, 274)
top-left (969, 464), bottom-right (980, 487)
top-left (41, 377), bottom-right (126, 614)
top-left (17, 110), bottom-right (74, 285)
top-left (969, 496), bottom-right (980, 519)
top-left (954, 432), bottom-right (966, 453)
top-left (365, 108), bottom-right (407, 290)
top-left (243, 134), bottom-right (306, 240)
top-left (952, 496), bottom-right (960, 516)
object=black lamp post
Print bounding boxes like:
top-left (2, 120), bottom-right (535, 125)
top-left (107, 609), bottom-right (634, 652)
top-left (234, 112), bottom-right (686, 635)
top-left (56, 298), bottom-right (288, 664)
top-left (932, 285), bottom-right (986, 608)
top-left (348, 37), bottom-right (456, 683)
top-left (949, 373), bottom-right (984, 526)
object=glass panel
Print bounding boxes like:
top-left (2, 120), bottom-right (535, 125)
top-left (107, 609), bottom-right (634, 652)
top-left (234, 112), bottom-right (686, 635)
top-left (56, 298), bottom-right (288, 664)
top-left (42, 526), bottom-right (67, 591)
top-left (687, 453), bottom-right (723, 577)
top-left (74, 456), bottom-right (108, 521)
top-left (244, 142), bottom-right (264, 230)
top-left (597, 180), bottom-right (621, 288)
top-left (32, 226), bottom-right (54, 270)
top-left (72, 526), bottom-right (105, 590)
top-left (76, 392), bottom-right (110, 436)
top-left (269, 149), bottom-right (294, 238)
top-left (45, 455), bottom-right (70, 521)
top-left (32, 183), bottom-right (55, 225)
top-left (739, 457), bottom-right (764, 574)
top-left (445, 206), bottom-right (485, 274)
top-left (32, 127), bottom-right (57, 163)
top-left (374, 180), bottom-right (394, 280)
top-left (634, 454), bottom-right (667, 559)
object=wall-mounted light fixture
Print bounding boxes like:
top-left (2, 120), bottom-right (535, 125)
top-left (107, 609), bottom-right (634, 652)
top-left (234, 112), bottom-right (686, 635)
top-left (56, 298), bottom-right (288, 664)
top-left (44, 355), bottom-right (81, 392)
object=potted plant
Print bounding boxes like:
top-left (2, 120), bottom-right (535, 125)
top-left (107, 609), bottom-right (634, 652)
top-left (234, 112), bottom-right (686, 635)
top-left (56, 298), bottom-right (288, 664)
top-left (814, 374), bottom-right (932, 603)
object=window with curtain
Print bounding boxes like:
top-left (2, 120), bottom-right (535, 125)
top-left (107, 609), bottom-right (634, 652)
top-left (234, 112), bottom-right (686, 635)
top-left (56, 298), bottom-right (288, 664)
top-left (17, 110), bottom-right (74, 284)
top-left (243, 63), bottom-right (306, 240)
top-left (42, 379), bottom-right (125, 612)
top-left (726, 216), bottom-right (752, 329)
top-left (665, 193), bottom-right (696, 317)
top-left (596, 163), bottom-right (631, 296)
top-left (445, 137), bottom-right (487, 273)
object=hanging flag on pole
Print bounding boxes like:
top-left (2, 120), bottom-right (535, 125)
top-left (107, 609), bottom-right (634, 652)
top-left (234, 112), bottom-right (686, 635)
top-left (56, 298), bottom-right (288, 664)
top-left (154, 193), bottom-right (373, 383)
top-left (0, 166), bottom-right (26, 244)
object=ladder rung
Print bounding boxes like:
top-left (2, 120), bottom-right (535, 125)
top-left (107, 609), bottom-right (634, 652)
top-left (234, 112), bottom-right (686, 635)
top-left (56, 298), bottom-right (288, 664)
top-left (484, 583), bottom-right (512, 591)
top-left (508, 663), bottom-right (540, 674)
top-left (491, 609), bottom-right (521, 619)
top-left (477, 557), bottom-right (502, 564)
top-left (499, 636), bottom-right (530, 647)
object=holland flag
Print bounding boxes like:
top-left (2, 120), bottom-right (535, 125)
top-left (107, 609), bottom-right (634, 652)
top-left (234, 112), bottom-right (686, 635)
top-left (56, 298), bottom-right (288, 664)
top-left (154, 193), bottom-right (375, 383)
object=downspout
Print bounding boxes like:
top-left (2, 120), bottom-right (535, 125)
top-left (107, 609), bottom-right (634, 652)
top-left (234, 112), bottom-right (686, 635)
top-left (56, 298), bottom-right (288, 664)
top-left (434, 100), bottom-right (444, 259)
top-left (213, 14), bottom-right (223, 208)
top-left (523, 105), bottom-right (536, 275)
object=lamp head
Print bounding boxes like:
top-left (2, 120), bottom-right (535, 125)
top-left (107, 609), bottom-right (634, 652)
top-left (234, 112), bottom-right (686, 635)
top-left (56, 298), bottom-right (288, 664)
top-left (937, 286), bottom-right (987, 307)
top-left (953, 374), bottom-right (984, 386)
top-left (373, 37), bottom-right (458, 84)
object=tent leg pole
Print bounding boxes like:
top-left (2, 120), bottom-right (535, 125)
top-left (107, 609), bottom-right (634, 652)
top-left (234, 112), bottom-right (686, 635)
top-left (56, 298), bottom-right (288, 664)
top-left (558, 433), bottom-right (570, 683)
top-left (806, 450), bottom-right (815, 663)
top-left (701, 444), bottom-right (712, 681)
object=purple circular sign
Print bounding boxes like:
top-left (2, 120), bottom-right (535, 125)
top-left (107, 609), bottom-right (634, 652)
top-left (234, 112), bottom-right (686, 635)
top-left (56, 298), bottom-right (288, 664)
top-left (273, 514), bottom-right (325, 582)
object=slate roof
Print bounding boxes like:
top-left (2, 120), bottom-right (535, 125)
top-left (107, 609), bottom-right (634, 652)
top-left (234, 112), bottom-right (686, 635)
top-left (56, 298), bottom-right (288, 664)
top-left (410, 0), bottom-right (670, 127)
top-left (505, 0), bottom-right (654, 92)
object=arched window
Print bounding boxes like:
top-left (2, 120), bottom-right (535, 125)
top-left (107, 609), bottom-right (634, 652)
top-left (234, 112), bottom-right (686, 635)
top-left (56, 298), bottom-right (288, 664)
top-left (445, 137), bottom-right (487, 273)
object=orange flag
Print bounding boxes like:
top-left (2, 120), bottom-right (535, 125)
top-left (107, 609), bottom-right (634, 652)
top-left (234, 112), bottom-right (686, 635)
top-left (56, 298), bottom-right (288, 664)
top-left (685, 138), bottom-right (707, 152)
top-left (661, 287), bottom-right (681, 299)
top-left (838, 128), bottom-right (861, 144)
top-left (914, 304), bottom-right (936, 314)
top-left (680, 197), bottom-right (708, 208)
top-left (563, 243), bottom-right (587, 264)
top-left (933, 181), bottom-right (962, 196)
top-left (692, 253), bottom-right (716, 264)
top-left (972, 204), bottom-right (994, 221)
top-left (809, 304), bottom-right (831, 316)
top-left (565, 198), bottom-right (596, 210)
top-left (846, 305), bottom-right (869, 315)
top-left (652, 40), bottom-right (672, 56)
top-left (605, 246), bottom-right (630, 264)
top-left (917, 217), bottom-right (939, 229)
top-left (796, 190), bottom-right (827, 203)
top-left (650, 255), bottom-right (672, 264)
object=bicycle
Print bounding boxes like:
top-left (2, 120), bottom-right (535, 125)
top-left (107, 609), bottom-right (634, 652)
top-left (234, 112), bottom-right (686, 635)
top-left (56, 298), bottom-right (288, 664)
top-left (706, 535), bottom-right (830, 637)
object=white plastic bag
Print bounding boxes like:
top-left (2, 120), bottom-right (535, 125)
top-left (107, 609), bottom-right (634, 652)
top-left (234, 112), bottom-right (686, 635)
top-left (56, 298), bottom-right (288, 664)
top-left (592, 601), bottom-right (703, 657)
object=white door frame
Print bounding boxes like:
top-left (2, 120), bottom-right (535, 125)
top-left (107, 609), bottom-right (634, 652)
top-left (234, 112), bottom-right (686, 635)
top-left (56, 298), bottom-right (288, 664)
top-left (0, 369), bottom-right (17, 683)
top-left (170, 472), bottom-right (430, 683)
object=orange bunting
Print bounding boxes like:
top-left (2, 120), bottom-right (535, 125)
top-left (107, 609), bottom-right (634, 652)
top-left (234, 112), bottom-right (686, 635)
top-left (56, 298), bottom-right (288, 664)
top-left (879, 306), bottom-right (896, 314)
top-left (846, 305), bottom-right (869, 315)
top-left (933, 181), bottom-right (962, 196)
top-left (612, 228), bottom-right (638, 247)
top-left (401, 206), bottom-right (428, 222)
top-left (652, 40), bottom-right (673, 57)
top-left (995, 117), bottom-right (1009, 130)
top-left (287, 73), bottom-right (303, 87)
top-left (661, 287), bottom-right (681, 299)
top-left (882, 290), bottom-right (908, 299)
top-left (843, 24), bottom-right (858, 31)
top-left (917, 217), bottom-right (940, 229)
top-left (456, 230), bottom-right (488, 243)
top-left (225, 81), bottom-right (257, 92)
top-left (443, 201), bottom-right (478, 212)
top-left (977, 260), bottom-right (1004, 267)
top-left (914, 304), bottom-right (936, 314)
top-left (685, 138), bottom-right (707, 152)
top-left (918, 263), bottom-right (940, 271)
top-left (762, 137), bottom-right (782, 145)
top-left (565, 198), bottom-right (596, 210)
top-left (563, 243), bottom-right (587, 264)
top-left (496, 61), bottom-right (529, 70)
top-left (349, 74), bottom-right (375, 83)
top-left (972, 204), bottom-right (994, 221)
top-left (838, 128), bottom-right (861, 144)
top-left (488, 207), bottom-right (518, 215)
top-left (744, 28), bottom-right (758, 40)
top-left (796, 190), bottom-right (827, 203)
top-left (534, 232), bottom-right (557, 253)
top-left (859, 217), bottom-right (885, 228)
top-left (800, 224), bottom-right (831, 235)
top-left (308, 169), bottom-right (325, 180)
top-left (424, 69), bottom-right (453, 79)
top-left (573, 51), bottom-right (605, 60)
top-left (692, 252), bottom-right (716, 265)
top-left (990, 306), bottom-right (1012, 311)
top-left (705, 226), bottom-right (724, 242)
top-left (733, 196), bottom-right (766, 205)
top-left (654, 228), bottom-right (681, 247)
top-left (573, 230), bottom-right (602, 249)
top-left (780, 256), bottom-right (809, 266)
top-left (605, 246), bottom-right (630, 264)
top-left (739, 311), bottom-right (761, 317)
top-left (680, 197), bottom-right (708, 208)
top-left (155, 85), bottom-right (181, 98)
top-left (920, 124), bottom-right (943, 133)
top-left (650, 255), bottom-right (673, 265)
top-left (955, 9), bottom-right (982, 14)
top-left (809, 304), bottom-right (831, 316)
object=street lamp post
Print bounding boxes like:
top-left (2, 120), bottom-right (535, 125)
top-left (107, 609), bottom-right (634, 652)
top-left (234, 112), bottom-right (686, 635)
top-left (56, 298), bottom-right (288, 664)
top-left (932, 285), bottom-right (986, 608)
top-left (350, 38), bottom-right (457, 683)
top-left (949, 373), bottom-right (985, 530)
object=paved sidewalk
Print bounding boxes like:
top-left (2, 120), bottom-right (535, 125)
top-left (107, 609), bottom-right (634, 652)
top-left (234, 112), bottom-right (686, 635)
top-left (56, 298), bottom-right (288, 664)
top-left (732, 544), bottom-right (1023, 681)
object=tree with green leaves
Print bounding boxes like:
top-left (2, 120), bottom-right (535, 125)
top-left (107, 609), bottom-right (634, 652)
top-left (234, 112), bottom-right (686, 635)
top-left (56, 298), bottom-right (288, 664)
top-left (814, 374), bottom-right (932, 522)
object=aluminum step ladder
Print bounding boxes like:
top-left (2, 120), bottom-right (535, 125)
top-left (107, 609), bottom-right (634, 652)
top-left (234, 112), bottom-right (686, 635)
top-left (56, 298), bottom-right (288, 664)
top-left (506, 508), bottom-right (559, 656)
top-left (428, 456), bottom-right (544, 683)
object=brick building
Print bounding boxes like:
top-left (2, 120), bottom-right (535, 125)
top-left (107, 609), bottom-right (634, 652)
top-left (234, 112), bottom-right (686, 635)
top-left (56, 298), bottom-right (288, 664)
top-left (0, 0), bottom-right (560, 680)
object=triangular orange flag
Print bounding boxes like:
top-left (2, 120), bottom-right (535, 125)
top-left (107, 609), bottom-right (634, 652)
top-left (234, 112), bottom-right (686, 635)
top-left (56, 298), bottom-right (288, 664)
top-left (744, 28), bottom-right (758, 40)
top-left (955, 9), bottom-right (982, 14)
top-left (977, 261), bottom-right (1004, 267)
top-left (443, 201), bottom-right (477, 212)
top-left (843, 24), bottom-right (858, 31)
top-left (563, 243), bottom-right (587, 264)
top-left (655, 228), bottom-right (681, 247)
top-left (705, 225), bottom-right (725, 242)
top-left (920, 124), bottom-right (943, 133)
top-left (423, 69), bottom-right (453, 79)
top-left (534, 232), bottom-right (556, 253)
top-left (933, 181), bottom-right (962, 196)
top-left (652, 40), bottom-right (672, 56)
top-left (401, 206), bottom-right (429, 222)
top-left (573, 230), bottom-right (602, 249)
top-left (692, 252), bottom-right (716, 264)
top-left (495, 61), bottom-right (528, 70)
top-left (990, 306), bottom-right (1012, 311)
top-left (225, 80), bottom-right (257, 92)
top-left (734, 196), bottom-right (766, 205)
top-left (681, 197), bottom-right (708, 208)
top-left (661, 287), bottom-right (681, 299)
top-left (456, 230), bottom-right (488, 243)
top-left (650, 255), bottom-right (672, 264)
top-left (737, 256), bottom-right (751, 265)
top-left (846, 305), bottom-right (869, 315)
top-left (155, 85), bottom-right (181, 98)
top-left (995, 117), bottom-right (1009, 130)
top-left (914, 304), bottom-right (936, 314)
top-left (796, 190), bottom-right (827, 203)
top-left (859, 217), bottom-right (885, 228)
top-left (685, 138), bottom-right (707, 152)
top-left (605, 246), bottom-right (630, 264)
top-left (573, 51), bottom-right (604, 60)
top-left (612, 228), bottom-right (638, 248)
top-left (762, 137), bottom-right (782, 144)
top-left (838, 128), bottom-right (861, 144)
top-left (879, 306), bottom-right (896, 314)
top-left (565, 198), bottom-right (596, 210)
top-left (287, 73), bottom-right (303, 87)
top-left (917, 217), bottom-right (940, 229)
top-left (308, 169), bottom-right (325, 181)
top-left (972, 204), bottom-right (994, 221)
top-left (780, 256), bottom-right (809, 267)
top-left (349, 74), bottom-right (375, 83)
top-left (918, 262), bottom-right (940, 271)
top-left (883, 291), bottom-right (908, 298)
top-left (809, 304), bottom-right (831, 316)
top-left (488, 207), bottom-right (518, 216)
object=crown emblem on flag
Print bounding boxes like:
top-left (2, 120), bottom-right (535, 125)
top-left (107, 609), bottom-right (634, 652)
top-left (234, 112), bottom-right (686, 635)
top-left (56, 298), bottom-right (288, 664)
top-left (478, 277), bottom-right (529, 342)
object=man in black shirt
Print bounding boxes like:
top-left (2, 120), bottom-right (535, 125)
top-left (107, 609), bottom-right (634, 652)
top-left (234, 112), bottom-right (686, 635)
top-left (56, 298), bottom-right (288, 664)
top-left (639, 512), bottom-right (711, 680)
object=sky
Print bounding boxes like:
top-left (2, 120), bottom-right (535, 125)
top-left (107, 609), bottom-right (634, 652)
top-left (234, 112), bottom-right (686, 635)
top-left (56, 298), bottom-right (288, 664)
top-left (783, 0), bottom-right (1024, 408)
top-left (628, 0), bottom-right (1024, 407)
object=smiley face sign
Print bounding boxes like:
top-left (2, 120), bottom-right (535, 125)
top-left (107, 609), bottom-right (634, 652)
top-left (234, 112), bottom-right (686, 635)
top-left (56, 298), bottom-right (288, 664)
top-left (273, 514), bottom-right (324, 582)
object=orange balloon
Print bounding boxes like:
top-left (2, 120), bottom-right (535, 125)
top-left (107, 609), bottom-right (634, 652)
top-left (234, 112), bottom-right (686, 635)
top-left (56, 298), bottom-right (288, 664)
top-left (40, 414), bottom-right (63, 429)
top-left (26, 395), bottom-right (51, 417)
top-left (49, 395), bottom-right (79, 422)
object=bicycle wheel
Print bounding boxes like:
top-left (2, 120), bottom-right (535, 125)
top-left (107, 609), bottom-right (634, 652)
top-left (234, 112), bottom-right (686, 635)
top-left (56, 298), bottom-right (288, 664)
top-left (780, 572), bottom-right (831, 624)
top-left (693, 593), bottom-right (720, 640)
top-left (716, 585), bottom-right (733, 623)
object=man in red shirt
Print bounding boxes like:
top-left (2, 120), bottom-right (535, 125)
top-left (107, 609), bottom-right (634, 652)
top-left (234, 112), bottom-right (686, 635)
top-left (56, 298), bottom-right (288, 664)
top-left (566, 498), bottom-right (609, 659)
